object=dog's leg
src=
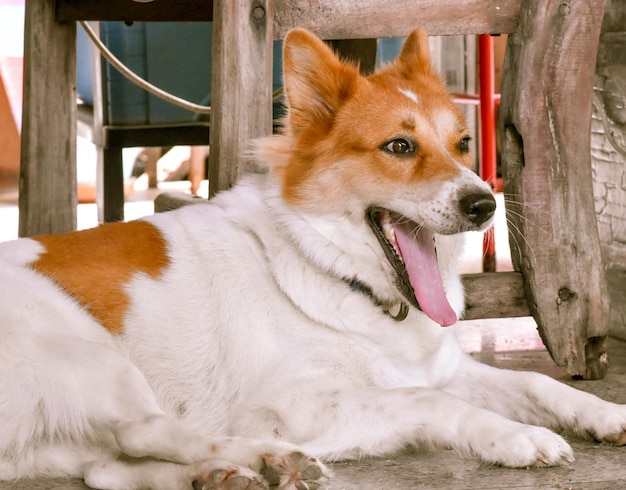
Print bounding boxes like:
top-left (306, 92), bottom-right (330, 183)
top-left (443, 355), bottom-right (626, 446)
top-left (85, 450), bottom-right (328, 490)
top-left (108, 419), bottom-right (329, 490)
top-left (0, 331), bottom-right (328, 490)
top-left (231, 382), bottom-right (574, 468)
top-left (84, 457), bottom-right (268, 490)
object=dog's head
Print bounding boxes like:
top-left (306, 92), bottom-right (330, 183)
top-left (258, 28), bottom-right (496, 326)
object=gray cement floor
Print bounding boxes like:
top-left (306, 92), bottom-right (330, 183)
top-left (2, 317), bottom-right (626, 489)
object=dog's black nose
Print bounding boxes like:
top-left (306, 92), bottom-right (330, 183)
top-left (459, 192), bottom-right (496, 227)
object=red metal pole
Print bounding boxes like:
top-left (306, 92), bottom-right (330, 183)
top-left (478, 34), bottom-right (497, 272)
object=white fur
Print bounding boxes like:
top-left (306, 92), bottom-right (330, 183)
top-left (399, 87), bottom-right (419, 104)
top-left (1, 171), bottom-right (626, 490)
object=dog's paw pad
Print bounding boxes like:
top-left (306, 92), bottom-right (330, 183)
top-left (193, 468), bottom-right (268, 490)
top-left (260, 451), bottom-right (329, 489)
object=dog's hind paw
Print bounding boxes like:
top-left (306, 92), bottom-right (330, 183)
top-left (192, 467), bottom-right (268, 490)
top-left (259, 451), bottom-right (330, 490)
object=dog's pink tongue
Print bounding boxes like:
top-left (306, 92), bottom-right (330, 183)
top-left (393, 222), bottom-right (457, 327)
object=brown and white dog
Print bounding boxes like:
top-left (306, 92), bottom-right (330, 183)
top-left (1, 28), bottom-right (625, 490)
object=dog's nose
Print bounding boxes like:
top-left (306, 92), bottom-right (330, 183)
top-left (459, 192), bottom-right (496, 227)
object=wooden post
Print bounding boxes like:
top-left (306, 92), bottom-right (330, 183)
top-left (209, 0), bottom-right (273, 196)
top-left (20, 0), bottom-right (77, 236)
top-left (500, 0), bottom-right (609, 379)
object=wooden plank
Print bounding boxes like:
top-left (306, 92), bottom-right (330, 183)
top-left (273, 0), bottom-right (521, 40)
top-left (208, 0), bottom-right (273, 196)
top-left (58, 0), bottom-right (520, 36)
top-left (462, 272), bottom-right (530, 320)
top-left (499, 0), bottom-right (609, 379)
top-left (56, 0), bottom-right (213, 22)
top-left (19, 0), bottom-right (77, 236)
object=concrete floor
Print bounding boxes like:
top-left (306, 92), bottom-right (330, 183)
top-left (1, 318), bottom-right (626, 489)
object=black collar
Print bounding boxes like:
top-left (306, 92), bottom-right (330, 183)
top-left (348, 278), bottom-right (409, 322)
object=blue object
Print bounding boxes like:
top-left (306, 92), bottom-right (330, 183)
top-left (76, 22), bottom-right (285, 125)
top-left (376, 37), bottom-right (405, 67)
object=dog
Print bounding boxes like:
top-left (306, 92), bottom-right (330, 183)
top-left (1, 27), bottom-right (626, 490)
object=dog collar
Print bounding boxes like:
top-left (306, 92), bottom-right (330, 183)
top-left (348, 279), bottom-right (409, 322)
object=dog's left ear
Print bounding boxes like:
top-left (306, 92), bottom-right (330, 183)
top-left (393, 28), bottom-right (434, 79)
top-left (282, 29), bottom-right (359, 133)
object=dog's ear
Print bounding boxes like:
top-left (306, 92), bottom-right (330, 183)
top-left (392, 28), bottom-right (434, 80)
top-left (282, 29), bottom-right (359, 132)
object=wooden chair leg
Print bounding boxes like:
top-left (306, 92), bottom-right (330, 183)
top-left (499, 0), bottom-right (609, 379)
top-left (96, 147), bottom-right (125, 223)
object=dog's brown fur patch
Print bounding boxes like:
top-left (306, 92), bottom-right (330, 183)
top-left (31, 220), bottom-right (169, 334)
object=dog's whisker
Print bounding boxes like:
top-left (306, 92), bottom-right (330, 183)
top-left (505, 217), bottom-right (538, 265)
top-left (503, 208), bottom-right (551, 237)
top-left (502, 196), bottom-right (553, 219)
top-left (501, 197), bottom-right (551, 238)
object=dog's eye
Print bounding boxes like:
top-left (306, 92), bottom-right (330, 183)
top-left (457, 136), bottom-right (471, 154)
top-left (382, 138), bottom-right (416, 155)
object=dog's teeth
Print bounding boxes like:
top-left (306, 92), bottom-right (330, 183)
top-left (381, 214), bottom-right (397, 246)
top-left (381, 213), bottom-right (404, 263)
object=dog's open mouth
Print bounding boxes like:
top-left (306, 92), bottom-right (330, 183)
top-left (366, 207), bottom-right (457, 327)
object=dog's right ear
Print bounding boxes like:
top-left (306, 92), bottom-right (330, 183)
top-left (391, 28), bottom-right (435, 80)
top-left (282, 29), bottom-right (359, 133)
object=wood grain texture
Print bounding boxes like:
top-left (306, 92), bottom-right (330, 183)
top-left (19, 0), bottom-right (77, 236)
top-left (462, 272), bottom-right (530, 320)
top-left (57, 0), bottom-right (520, 37)
top-left (499, 0), bottom-right (609, 378)
top-left (208, 0), bottom-right (274, 196)
top-left (273, 0), bottom-right (521, 39)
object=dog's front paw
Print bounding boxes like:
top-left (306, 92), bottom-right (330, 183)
top-left (576, 402), bottom-right (626, 446)
top-left (472, 423), bottom-right (574, 468)
top-left (203, 439), bottom-right (330, 490)
top-left (259, 451), bottom-right (329, 490)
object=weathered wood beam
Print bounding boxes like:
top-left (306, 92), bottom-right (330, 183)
top-left (57, 0), bottom-right (521, 38)
top-left (462, 272), bottom-right (530, 320)
top-left (499, 0), bottom-right (609, 379)
top-left (20, 0), bottom-right (77, 237)
top-left (209, 0), bottom-right (274, 196)
top-left (273, 0), bottom-right (521, 39)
